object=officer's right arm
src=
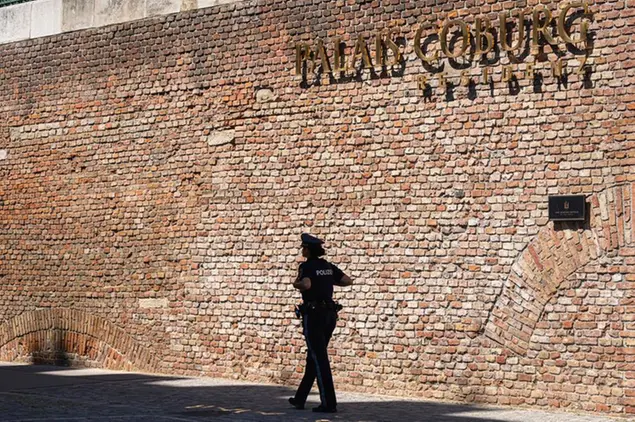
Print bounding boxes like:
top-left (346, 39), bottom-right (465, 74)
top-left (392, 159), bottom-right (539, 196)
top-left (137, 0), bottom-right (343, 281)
top-left (331, 263), bottom-right (352, 287)
top-left (336, 274), bottom-right (353, 286)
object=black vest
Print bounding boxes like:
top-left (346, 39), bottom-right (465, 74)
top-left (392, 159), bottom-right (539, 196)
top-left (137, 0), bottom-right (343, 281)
top-left (298, 258), bottom-right (343, 302)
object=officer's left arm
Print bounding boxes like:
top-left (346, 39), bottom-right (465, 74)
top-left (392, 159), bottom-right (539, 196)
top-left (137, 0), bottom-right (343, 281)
top-left (293, 277), bottom-right (312, 291)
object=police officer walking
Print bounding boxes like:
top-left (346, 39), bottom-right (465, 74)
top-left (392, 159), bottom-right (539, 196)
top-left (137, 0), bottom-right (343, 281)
top-left (289, 233), bottom-right (353, 413)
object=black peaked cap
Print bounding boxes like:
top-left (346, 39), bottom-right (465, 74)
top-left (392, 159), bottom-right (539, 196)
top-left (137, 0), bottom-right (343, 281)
top-left (301, 233), bottom-right (324, 245)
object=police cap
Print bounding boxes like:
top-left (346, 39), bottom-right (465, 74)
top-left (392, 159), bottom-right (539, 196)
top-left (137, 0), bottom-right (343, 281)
top-left (301, 233), bottom-right (324, 246)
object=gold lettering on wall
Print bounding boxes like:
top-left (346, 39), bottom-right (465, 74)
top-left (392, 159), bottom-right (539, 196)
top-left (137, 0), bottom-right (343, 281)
top-left (414, 23), bottom-right (439, 64)
top-left (558, 0), bottom-right (589, 45)
top-left (350, 35), bottom-right (373, 70)
top-left (502, 65), bottom-right (514, 82)
top-left (500, 11), bottom-right (525, 53)
top-left (295, 43), bottom-right (312, 75)
top-left (376, 29), bottom-right (402, 67)
top-left (315, 39), bottom-right (332, 74)
top-left (440, 19), bottom-right (470, 59)
top-left (417, 74), bottom-right (428, 89)
top-left (439, 72), bottom-right (447, 88)
top-left (333, 38), bottom-right (345, 72)
top-left (460, 71), bottom-right (471, 86)
top-left (526, 62), bottom-right (535, 79)
top-left (294, 0), bottom-right (592, 94)
top-left (551, 59), bottom-right (564, 77)
top-left (532, 5), bottom-right (558, 48)
top-left (475, 17), bottom-right (495, 58)
top-left (482, 67), bottom-right (490, 84)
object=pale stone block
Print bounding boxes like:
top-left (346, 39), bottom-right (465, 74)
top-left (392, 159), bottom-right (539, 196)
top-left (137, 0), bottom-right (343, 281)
top-left (139, 298), bottom-right (169, 309)
top-left (31, 0), bottom-right (63, 39)
top-left (0, 3), bottom-right (32, 44)
top-left (62, 0), bottom-right (94, 31)
top-left (147, 0), bottom-right (180, 16)
top-left (206, 130), bottom-right (235, 146)
top-left (255, 88), bottom-right (276, 103)
top-left (198, 0), bottom-right (238, 8)
top-left (0, 150), bottom-right (7, 160)
top-left (180, 0), bottom-right (196, 11)
top-left (95, 0), bottom-right (145, 27)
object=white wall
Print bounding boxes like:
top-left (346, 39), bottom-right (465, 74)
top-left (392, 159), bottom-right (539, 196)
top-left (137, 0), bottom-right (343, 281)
top-left (0, 0), bottom-right (239, 45)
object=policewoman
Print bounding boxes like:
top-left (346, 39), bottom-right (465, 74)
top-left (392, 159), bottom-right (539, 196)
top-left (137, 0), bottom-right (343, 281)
top-left (289, 233), bottom-right (353, 413)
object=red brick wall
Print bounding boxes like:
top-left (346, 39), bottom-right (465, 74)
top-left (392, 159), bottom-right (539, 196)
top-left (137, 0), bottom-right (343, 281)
top-left (0, 0), bottom-right (633, 416)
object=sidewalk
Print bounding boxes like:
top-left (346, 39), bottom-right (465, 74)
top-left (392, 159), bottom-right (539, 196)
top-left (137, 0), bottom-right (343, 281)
top-left (0, 362), bottom-right (623, 422)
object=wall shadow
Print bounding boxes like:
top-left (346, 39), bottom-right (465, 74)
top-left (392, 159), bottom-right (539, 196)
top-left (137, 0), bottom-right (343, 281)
top-left (0, 363), bottom-right (605, 422)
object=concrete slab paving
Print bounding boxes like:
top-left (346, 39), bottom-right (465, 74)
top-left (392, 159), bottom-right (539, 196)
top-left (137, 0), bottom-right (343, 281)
top-left (0, 362), bottom-right (626, 422)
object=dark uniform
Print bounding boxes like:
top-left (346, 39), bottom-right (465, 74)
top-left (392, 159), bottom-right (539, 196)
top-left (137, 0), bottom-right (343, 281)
top-left (291, 234), bottom-right (344, 413)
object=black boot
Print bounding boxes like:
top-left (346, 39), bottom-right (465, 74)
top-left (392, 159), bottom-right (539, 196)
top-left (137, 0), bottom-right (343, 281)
top-left (288, 397), bottom-right (304, 410)
top-left (312, 404), bottom-right (337, 413)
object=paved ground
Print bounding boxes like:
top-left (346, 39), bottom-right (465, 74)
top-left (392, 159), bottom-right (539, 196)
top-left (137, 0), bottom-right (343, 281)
top-left (0, 362), bottom-right (626, 422)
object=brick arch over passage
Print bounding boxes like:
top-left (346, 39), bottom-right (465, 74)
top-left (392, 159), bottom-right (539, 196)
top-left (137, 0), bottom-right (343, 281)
top-left (483, 183), bottom-right (634, 355)
top-left (0, 308), bottom-right (158, 371)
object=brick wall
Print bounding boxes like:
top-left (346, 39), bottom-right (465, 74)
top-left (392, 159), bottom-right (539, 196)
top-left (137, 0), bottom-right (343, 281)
top-left (0, 0), bottom-right (633, 417)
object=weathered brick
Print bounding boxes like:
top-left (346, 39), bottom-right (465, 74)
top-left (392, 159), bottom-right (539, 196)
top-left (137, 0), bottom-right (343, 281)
top-left (0, 0), bottom-right (632, 418)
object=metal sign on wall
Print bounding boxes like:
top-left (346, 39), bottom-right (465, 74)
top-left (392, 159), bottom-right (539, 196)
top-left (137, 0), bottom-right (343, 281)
top-left (548, 195), bottom-right (586, 221)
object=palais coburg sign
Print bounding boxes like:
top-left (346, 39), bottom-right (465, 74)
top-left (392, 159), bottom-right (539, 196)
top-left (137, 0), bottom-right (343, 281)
top-left (295, 1), bottom-right (592, 92)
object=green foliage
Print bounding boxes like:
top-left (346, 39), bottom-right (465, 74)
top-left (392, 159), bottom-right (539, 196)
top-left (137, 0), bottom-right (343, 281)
top-left (0, 0), bottom-right (33, 8)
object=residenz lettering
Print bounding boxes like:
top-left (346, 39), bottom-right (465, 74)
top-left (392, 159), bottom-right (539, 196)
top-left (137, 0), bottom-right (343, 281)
top-left (295, 1), bottom-right (592, 93)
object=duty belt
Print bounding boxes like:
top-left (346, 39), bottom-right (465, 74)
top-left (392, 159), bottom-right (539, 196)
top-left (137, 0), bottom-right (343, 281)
top-left (295, 300), bottom-right (343, 318)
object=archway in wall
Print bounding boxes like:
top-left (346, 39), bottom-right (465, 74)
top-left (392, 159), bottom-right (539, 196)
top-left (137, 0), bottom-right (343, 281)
top-left (483, 183), bottom-right (634, 356)
top-left (0, 308), bottom-right (158, 372)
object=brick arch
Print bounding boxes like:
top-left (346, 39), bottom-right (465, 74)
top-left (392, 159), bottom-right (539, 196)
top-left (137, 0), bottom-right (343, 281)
top-left (0, 308), bottom-right (158, 372)
top-left (483, 183), bottom-right (634, 355)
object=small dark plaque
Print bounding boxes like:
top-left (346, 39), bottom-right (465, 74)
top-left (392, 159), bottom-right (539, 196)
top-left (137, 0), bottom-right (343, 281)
top-left (548, 195), bottom-right (586, 221)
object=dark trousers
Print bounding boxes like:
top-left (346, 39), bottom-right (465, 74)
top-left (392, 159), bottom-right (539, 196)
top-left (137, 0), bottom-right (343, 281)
top-left (294, 308), bottom-right (337, 409)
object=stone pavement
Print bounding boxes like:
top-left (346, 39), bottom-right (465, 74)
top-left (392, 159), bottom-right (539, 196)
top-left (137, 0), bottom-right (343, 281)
top-left (0, 362), bottom-right (626, 422)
